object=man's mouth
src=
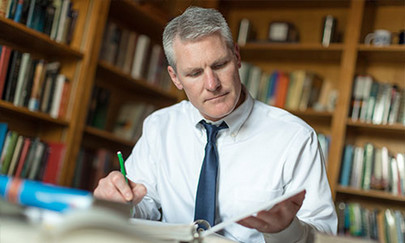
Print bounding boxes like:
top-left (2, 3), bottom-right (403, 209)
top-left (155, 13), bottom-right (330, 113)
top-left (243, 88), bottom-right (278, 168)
top-left (206, 93), bottom-right (228, 102)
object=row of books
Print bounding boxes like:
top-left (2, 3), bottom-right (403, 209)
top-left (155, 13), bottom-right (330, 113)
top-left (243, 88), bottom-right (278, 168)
top-left (0, 123), bottom-right (66, 185)
top-left (1, 0), bottom-right (78, 45)
top-left (113, 102), bottom-right (156, 142)
top-left (236, 17), bottom-right (338, 46)
top-left (239, 62), bottom-right (338, 112)
top-left (86, 86), bottom-right (157, 142)
top-left (72, 148), bottom-right (118, 191)
top-left (0, 46), bottom-right (71, 119)
top-left (339, 143), bottom-right (405, 196)
top-left (336, 202), bottom-right (404, 243)
top-left (99, 20), bottom-right (172, 91)
top-left (350, 75), bottom-right (405, 125)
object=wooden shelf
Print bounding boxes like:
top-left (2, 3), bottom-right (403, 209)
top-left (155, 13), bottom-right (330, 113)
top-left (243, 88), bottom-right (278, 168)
top-left (96, 61), bottom-right (177, 103)
top-left (220, 0), bottom-right (350, 8)
top-left (346, 119), bottom-right (405, 136)
top-left (240, 42), bottom-right (344, 61)
top-left (83, 126), bottom-right (135, 155)
top-left (0, 100), bottom-right (69, 127)
top-left (0, 17), bottom-right (83, 60)
top-left (357, 44), bottom-right (405, 62)
top-left (108, 0), bottom-right (168, 41)
top-left (336, 185), bottom-right (405, 204)
top-left (290, 109), bottom-right (334, 118)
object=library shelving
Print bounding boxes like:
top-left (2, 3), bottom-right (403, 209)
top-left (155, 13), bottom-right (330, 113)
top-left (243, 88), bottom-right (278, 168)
top-left (1, 1), bottom-right (404, 234)
top-left (219, 0), bottom-right (404, 239)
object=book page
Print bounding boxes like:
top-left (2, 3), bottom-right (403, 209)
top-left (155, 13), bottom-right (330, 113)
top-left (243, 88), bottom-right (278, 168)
top-left (201, 188), bottom-right (305, 237)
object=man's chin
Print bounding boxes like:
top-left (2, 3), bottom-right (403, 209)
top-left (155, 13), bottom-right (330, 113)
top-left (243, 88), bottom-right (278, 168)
top-left (203, 108), bottom-right (233, 121)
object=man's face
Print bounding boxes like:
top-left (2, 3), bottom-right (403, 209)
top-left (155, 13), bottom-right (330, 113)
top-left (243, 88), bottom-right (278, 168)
top-left (167, 33), bottom-right (243, 121)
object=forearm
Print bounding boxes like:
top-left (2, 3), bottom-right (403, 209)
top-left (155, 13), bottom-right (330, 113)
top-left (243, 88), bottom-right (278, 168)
top-left (263, 217), bottom-right (315, 243)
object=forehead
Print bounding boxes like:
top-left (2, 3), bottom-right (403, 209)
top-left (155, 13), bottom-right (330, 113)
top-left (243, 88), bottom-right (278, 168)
top-left (172, 34), bottom-right (230, 69)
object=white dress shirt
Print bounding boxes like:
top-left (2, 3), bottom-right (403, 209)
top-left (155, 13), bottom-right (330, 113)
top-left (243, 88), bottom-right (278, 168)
top-left (126, 90), bottom-right (337, 242)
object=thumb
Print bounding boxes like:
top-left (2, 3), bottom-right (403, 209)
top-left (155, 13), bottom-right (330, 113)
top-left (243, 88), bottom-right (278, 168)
top-left (131, 183), bottom-right (147, 204)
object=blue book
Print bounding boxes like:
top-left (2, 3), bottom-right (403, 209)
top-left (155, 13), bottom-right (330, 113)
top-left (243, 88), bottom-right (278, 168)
top-left (0, 175), bottom-right (92, 212)
top-left (12, 0), bottom-right (23, 23)
top-left (340, 144), bottom-right (354, 186)
top-left (25, 0), bottom-right (36, 28)
top-left (0, 123), bottom-right (7, 154)
top-left (266, 71), bottom-right (279, 104)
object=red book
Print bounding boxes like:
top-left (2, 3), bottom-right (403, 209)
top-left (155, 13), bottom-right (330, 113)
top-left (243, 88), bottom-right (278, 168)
top-left (14, 138), bottom-right (32, 178)
top-left (0, 46), bottom-right (12, 98)
top-left (42, 142), bottom-right (66, 185)
top-left (58, 79), bottom-right (71, 118)
top-left (274, 72), bottom-right (290, 108)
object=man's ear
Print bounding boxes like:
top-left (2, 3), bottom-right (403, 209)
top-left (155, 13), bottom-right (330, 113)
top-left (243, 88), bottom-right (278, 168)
top-left (234, 44), bottom-right (242, 68)
top-left (168, 66), bottom-right (183, 90)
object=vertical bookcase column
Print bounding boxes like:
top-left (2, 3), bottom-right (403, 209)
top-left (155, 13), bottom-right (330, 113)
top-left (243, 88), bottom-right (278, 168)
top-left (328, 0), bottom-right (365, 199)
top-left (59, 0), bottom-right (112, 186)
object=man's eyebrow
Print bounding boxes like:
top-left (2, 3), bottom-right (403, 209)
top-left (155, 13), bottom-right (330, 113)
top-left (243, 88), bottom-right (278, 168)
top-left (184, 67), bottom-right (203, 73)
top-left (211, 56), bottom-right (230, 66)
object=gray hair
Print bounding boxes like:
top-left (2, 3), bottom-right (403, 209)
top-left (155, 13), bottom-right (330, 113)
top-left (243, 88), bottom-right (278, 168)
top-left (162, 6), bottom-right (234, 70)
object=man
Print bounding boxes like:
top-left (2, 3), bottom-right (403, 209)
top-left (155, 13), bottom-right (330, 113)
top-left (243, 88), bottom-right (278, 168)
top-left (94, 6), bottom-right (337, 242)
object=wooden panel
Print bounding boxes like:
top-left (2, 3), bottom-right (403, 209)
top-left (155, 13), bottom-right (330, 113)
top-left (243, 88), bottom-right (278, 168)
top-left (336, 186), bottom-right (405, 209)
top-left (60, 0), bottom-right (112, 186)
top-left (108, 0), bottom-right (167, 41)
top-left (240, 43), bottom-right (344, 62)
top-left (328, 0), bottom-right (365, 199)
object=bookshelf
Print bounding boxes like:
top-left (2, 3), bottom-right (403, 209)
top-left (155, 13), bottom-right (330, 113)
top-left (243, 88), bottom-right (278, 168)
top-left (220, 0), bottom-right (405, 239)
top-left (0, 0), bottom-right (182, 187)
top-left (67, 0), bottom-right (183, 189)
top-left (0, 0), bottom-right (404, 236)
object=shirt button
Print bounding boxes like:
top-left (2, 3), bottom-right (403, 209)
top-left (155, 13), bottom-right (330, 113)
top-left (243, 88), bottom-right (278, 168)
top-left (231, 133), bottom-right (236, 137)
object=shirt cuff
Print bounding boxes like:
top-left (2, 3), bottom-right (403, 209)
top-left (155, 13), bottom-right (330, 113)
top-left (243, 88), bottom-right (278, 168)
top-left (262, 217), bottom-right (305, 243)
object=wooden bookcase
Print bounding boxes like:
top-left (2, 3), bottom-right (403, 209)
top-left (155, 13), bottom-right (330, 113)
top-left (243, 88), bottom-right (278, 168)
top-left (0, 0), bottom-right (182, 187)
top-left (219, 0), bottom-right (405, 213)
top-left (0, 0), bottom-right (403, 216)
top-left (0, 0), bottom-right (109, 185)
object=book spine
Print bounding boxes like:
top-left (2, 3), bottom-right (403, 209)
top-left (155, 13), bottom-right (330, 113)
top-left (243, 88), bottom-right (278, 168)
top-left (0, 46), bottom-right (12, 99)
top-left (12, 0), bottom-right (23, 22)
top-left (340, 145), bottom-right (354, 186)
top-left (0, 0), bottom-right (8, 17)
top-left (0, 175), bottom-right (92, 212)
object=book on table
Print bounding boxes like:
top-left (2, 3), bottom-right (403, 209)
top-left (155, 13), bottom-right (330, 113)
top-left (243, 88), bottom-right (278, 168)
top-left (0, 175), bottom-right (305, 242)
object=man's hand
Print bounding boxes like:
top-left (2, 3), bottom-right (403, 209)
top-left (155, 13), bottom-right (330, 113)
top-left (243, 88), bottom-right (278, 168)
top-left (238, 190), bottom-right (306, 233)
top-left (94, 171), bottom-right (147, 204)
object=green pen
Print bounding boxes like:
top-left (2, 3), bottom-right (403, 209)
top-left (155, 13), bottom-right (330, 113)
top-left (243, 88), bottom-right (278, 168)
top-left (117, 151), bottom-right (128, 184)
top-left (117, 151), bottom-right (134, 217)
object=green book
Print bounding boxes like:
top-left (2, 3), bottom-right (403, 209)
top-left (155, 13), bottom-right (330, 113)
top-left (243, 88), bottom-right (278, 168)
top-left (0, 131), bottom-right (19, 174)
top-left (362, 143), bottom-right (374, 190)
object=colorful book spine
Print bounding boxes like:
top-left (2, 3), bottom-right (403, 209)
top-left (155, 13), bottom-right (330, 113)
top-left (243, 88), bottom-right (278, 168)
top-left (0, 175), bottom-right (92, 212)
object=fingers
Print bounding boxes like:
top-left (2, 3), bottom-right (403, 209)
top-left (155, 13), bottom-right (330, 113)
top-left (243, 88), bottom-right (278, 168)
top-left (130, 181), bottom-right (147, 204)
top-left (238, 216), bottom-right (276, 233)
top-left (237, 190), bottom-right (307, 233)
top-left (94, 171), bottom-right (135, 203)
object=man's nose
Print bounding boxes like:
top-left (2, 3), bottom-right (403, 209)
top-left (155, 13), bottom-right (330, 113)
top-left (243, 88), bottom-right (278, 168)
top-left (205, 69), bottom-right (220, 91)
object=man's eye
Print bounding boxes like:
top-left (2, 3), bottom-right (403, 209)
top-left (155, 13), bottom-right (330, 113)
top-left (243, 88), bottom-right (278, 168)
top-left (189, 71), bottom-right (201, 77)
top-left (213, 62), bottom-right (227, 70)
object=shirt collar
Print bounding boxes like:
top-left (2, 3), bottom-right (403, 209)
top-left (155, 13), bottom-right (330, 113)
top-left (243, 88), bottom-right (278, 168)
top-left (190, 85), bottom-right (254, 137)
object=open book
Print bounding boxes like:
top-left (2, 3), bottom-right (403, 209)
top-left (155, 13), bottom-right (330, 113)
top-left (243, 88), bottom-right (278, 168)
top-left (128, 188), bottom-right (306, 242)
top-left (21, 188), bottom-right (303, 243)
top-left (0, 176), bottom-right (305, 242)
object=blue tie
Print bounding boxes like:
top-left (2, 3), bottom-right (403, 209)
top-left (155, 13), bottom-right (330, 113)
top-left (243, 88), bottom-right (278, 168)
top-left (194, 120), bottom-right (228, 230)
